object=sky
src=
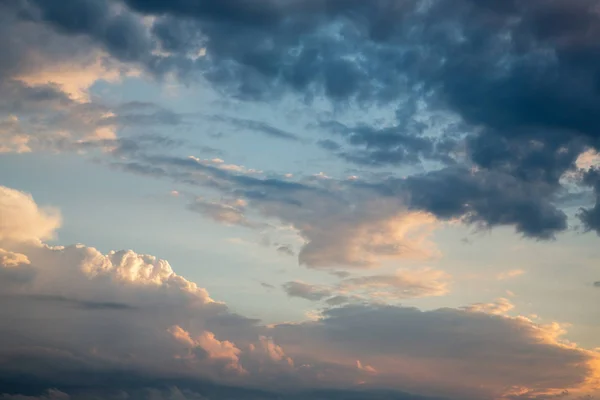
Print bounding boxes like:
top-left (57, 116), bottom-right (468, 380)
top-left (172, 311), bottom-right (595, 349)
top-left (1, 0), bottom-right (600, 399)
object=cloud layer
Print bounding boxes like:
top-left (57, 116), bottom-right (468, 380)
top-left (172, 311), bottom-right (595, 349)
top-left (0, 186), bottom-right (598, 400)
top-left (2, 1), bottom-right (600, 399)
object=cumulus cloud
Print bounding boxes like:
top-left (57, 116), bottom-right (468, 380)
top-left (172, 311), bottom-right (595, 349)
top-left (169, 326), bottom-right (246, 375)
top-left (0, 186), bottom-right (61, 246)
top-left (0, 185), bottom-right (599, 400)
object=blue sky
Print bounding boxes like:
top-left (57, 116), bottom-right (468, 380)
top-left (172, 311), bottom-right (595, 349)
top-left (1, 1), bottom-right (600, 399)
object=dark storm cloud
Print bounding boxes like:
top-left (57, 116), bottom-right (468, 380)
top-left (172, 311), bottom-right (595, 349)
top-left (7, 0), bottom-right (600, 240)
top-left (0, 80), bottom-right (72, 114)
top-left (22, 0), bottom-right (152, 63)
top-left (399, 167), bottom-right (568, 239)
top-left (319, 120), bottom-right (436, 167)
top-left (103, 0), bottom-right (600, 142)
top-left (578, 168), bottom-right (600, 234)
top-left (9, 0), bottom-right (600, 140)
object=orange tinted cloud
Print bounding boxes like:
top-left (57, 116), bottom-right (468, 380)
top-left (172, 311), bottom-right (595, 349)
top-left (0, 186), bottom-right (61, 246)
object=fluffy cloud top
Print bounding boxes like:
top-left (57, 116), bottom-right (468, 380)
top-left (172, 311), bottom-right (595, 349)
top-left (0, 186), bottom-right (61, 245)
top-left (0, 186), bottom-right (598, 400)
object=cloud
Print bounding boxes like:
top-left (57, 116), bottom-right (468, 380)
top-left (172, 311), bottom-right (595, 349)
top-left (497, 270), bottom-right (526, 281)
top-left (577, 150), bottom-right (600, 171)
top-left (4, 0), bottom-right (600, 247)
top-left (318, 115), bottom-right (460, 167)
top-left (282, 282), bottom-right (333, 302)
top-left (0, 186), bottom-right (61, 246)
top-left (0, 185), bottom-right (599, 400)
top-left (113, 149), bottom-right (576, 268)
top-left (577, 168), bottom-right (600, 235)
top-left (339, 268), bottom-right (451, 301)
top-left (0, 249), bottom-right (30, 268)
top-left (271, 304), bottom-right (600, 400)
top-left (275, 245), bottom-right (295, 257)
top-left (0, 389), bottom-right (70, 400)
top-left (0, 3), bottom-right (135, 152)
top-left (463, 298), bottom-right (516, 316)
top-left (169, 326), bottom-right (246, 375)
top-left (295, 207), bottom-right (440, 269)
top-left (187, 197), bottom-right (257, 228)
top-left (283, 268), bottom-right (450, 305)
top-left (211, 115), bottom-right (301, 142)
top-left (400, 167), bottom-right (569, 239)
top-left (15, 52), bottom-right (138, 103)
top-left (116, 155), bottom-right (442, 269)
top-left (21, 0), bottom-right (600, 146)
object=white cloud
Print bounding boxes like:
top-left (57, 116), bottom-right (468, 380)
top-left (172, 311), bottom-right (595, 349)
top-left (0, 186), bottom-right (61, 246)
top-left (463, 298), bottom-right (515, 315)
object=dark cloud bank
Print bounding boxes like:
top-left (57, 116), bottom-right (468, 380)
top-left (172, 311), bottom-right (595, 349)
top-left (3, 1), bottom-right (600, 399)
top-left (4, 0), bottom-right (600, 238)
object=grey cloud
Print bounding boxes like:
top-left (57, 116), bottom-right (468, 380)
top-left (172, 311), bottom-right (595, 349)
top-left (10, 0), bottom-right (600, 146)
top-left (116, 152), bottom-right (570, 266)
top-left (0, 186), bottom-right (597, 400)
top-left (0, 381), bottom-right (444, 400)
top-left (282, 269), bottom-right (449, 305)
top-left (316, 139), bottom-right (341, 151)
top-left (282, 282), bottom-right (332, 302)
top-left (211, 116), bottom-right (301, 142)
top-left (0, 265), bottom-right (36, 287)
top-left (187, 198), bottom-right (256, 228)
top-left (15, 294), bottom-right (136, 311)
top-left (578, 168), bottom-right (600, 234)
top-left (98, 0), bottom-right (600, 141)
top-left (260, 282), bottom-right (275, 290)
top-left (140, 155), bottom-right (442, 268)
top-left (275, 245), bottom-right (295, 257)
top-left (398, 167), bottom-right (569, 239)
top-left (6, 0), bottom-right (600, 244)
top-left (24, 0), bottom-right (152, 63)
top-left (317, 113), bottom-right (461, 167)
top-left (271, 304), bottom-right (594, 399)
